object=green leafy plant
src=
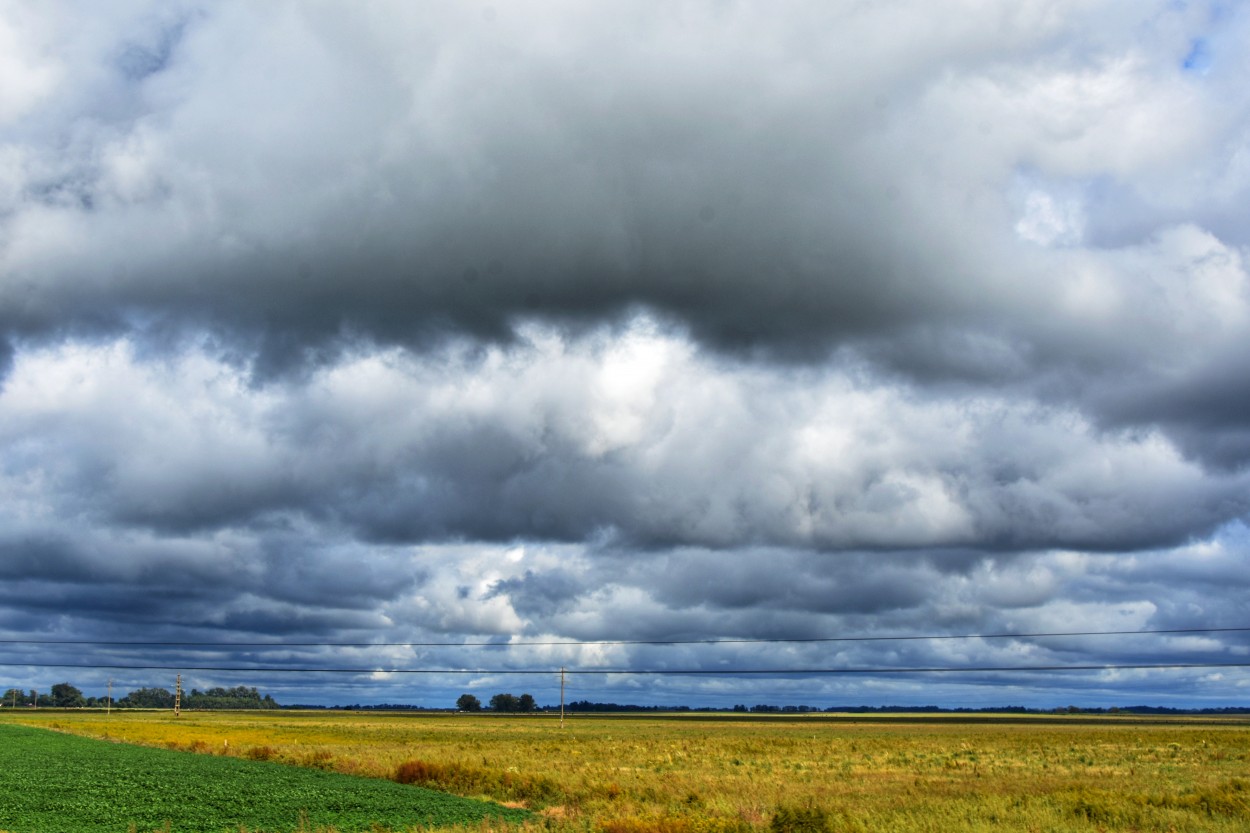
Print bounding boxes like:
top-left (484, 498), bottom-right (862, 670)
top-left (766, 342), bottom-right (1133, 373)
top-left (0, 724), bottom-right (527, 833)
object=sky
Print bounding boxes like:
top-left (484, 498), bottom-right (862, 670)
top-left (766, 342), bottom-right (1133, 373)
top-left (1, 0), bottom-right (1249, 710)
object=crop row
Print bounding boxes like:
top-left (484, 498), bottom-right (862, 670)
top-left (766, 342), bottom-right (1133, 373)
top-left (0, 723), bottom-right (528, 833)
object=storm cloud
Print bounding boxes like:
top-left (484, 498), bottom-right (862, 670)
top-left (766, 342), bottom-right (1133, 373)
top-left (2, 0), bottom-right (1249, 707)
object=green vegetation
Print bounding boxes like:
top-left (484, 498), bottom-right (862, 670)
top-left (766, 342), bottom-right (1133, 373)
top-left (0, 723), bottom-right (527, 833)
top-left (3, 682), bottom-right (278, 710)
top-left (488, 692), bottom-right (538, 713)
top-left (181, 686), bottom-right (280, 710)
top-left (115, 684), bottom-right (278, 710)
top-left (3, 710), bottom-right (1249, 832)
top-left (455, 693), bottom-right (482, 712)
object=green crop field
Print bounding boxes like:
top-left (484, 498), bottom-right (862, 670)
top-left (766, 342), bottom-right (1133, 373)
top-left (0, 722), bottom-right (527, 833)
top-left (2, 710), bottom-right (1249, 832)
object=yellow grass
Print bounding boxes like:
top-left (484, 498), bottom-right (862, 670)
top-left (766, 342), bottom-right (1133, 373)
top-left (4, 709), bottom-right (1249, 833)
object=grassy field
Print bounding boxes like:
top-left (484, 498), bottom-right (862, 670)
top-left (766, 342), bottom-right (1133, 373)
top-left (2, 709), bottom-right (1248, 832)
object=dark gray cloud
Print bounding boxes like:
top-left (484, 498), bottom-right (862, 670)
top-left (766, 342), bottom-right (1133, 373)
top-left (0, 337), bottom-right (12, 384)
top-left (639, 551), bottom-right (935, 615)
top-left (488, 570), bottom-right (588, 620)
top-left (1, 1), bottom-right (1249, 707)
top-left (0, 3), bottom-right (1237, 364)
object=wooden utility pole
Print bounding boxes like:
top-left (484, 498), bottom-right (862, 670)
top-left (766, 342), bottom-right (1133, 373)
top-left (559, 667), bottom-right (566, 729)
top-left (106, 679), bottom-right (113, 716)
top-left (174, 674), bottom-right (182, 717)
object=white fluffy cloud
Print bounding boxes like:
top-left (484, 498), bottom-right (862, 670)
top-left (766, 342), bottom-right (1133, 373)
top-left (3, 326), bottom-right (1241, 551)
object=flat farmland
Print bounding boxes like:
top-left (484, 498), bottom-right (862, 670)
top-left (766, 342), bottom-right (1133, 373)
top-left (3, 709), bottom-right (1248, 832)
top-left (0, 722), bottom-right (527, 833)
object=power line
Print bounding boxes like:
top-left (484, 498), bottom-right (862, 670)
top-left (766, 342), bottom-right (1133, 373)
top-left (1, 660), bottom-right (1248, 675)
top-left (0, 626), bottom-right (1246, 649)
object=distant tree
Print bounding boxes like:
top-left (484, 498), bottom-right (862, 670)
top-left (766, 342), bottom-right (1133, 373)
top-left (50, 682), bottom-right (86, 708)
top-left (182, 685), bottom-right (278, 710)
top-left (456, 693), bottom-right (482, 712)
top-left (119, 687), bottom-right (175, 709)
top-left (489, 693), bottom-right (519, 712)
top-left (517, 693), bottom-right (537, 713)
top-left (2, 688), bottom-right (26, 707)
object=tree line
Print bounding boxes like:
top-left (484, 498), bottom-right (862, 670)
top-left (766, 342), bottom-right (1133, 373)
top-left (455, 692), bottom-right (537, 712)
top-left (2, 683), bottom-right (279, 710)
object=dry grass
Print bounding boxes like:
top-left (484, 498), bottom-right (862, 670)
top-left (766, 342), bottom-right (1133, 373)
top-left (5, 709), bottom-right (1249, 832)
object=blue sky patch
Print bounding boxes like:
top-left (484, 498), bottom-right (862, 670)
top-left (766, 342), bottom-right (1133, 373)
top-left (1182, 38), bottom-right (1212, 73)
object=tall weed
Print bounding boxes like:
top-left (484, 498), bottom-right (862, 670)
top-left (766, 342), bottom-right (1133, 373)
top-left (394, 758), bottom-right (563, 806)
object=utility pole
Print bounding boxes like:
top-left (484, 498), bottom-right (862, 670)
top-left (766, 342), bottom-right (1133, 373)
top-left (174, 674), bottom-right (182, 717)
top-left (560, 667), bottom-right (565, 729)
top-left (106, 679), bottom-right (113, 716)
top-left (31, 689), bottom-right (37, 709)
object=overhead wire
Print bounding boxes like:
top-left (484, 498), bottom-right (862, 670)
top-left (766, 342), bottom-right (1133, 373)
top-left (0, 625), bottom-right (1246, 649)
top-left (1, 661), bottom-right (1248, 675)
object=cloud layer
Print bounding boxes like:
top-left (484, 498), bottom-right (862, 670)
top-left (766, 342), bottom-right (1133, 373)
top-left (2, 0), bottom-right (1249, 707)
